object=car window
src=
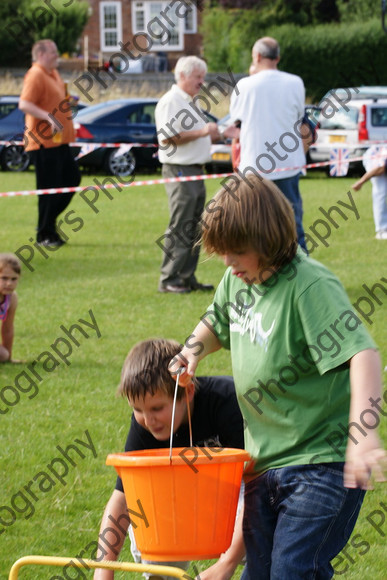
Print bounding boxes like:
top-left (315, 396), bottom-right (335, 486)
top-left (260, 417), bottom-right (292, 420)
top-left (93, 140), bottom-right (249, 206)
top-left (76, 101), bottom-right (127, 122)
top-left (0, 102), bottom-right (18, 120)
top-left (319, 106), bottom-right (359, 130)
top-left (371, 106), bottom-right (387, 127)
top-left (127, 104), bottom-right (156, 124)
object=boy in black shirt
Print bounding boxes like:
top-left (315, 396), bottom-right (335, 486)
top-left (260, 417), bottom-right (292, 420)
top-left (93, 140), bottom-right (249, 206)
top-left (94, 338), bottom-right (244, 580)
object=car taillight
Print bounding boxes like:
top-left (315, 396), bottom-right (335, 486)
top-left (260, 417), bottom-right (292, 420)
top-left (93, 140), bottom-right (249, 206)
top-left (75, 124), bottom-right (94, 140)
top-left (358, 104), bottom-right (368, 141)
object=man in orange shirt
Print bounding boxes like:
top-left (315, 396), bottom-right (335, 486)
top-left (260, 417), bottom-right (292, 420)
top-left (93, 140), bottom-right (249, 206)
top-left (19, 39), bottom-right (81, 247)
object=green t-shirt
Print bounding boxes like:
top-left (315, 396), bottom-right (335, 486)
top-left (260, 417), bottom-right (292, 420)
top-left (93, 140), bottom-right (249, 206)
top-left (206, 249), bottom-right (376, 474)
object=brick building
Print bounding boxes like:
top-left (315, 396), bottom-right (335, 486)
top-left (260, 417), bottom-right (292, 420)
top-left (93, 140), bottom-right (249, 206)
top-left (81, 1), bottom-right (203, 72)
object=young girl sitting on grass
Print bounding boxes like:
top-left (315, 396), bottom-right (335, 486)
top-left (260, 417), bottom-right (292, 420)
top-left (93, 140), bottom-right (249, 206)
top-left (0, 253), bottom-right (21, 363)
top-left (170, 174), bottom-right (386, 580)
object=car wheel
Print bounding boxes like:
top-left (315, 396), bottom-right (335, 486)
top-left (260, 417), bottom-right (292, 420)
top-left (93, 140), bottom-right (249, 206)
top-left (1, 145), bottom-right (30, 172)
top-left (104, 148), bottom-right (136, 176)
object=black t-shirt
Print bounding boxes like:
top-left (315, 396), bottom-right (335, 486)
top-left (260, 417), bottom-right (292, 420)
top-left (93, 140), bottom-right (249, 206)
top-left (115, 376), bottom-right (244, 492)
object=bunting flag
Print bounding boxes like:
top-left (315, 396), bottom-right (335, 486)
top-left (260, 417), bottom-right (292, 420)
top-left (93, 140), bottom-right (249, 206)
top-left (329, 147), bottom-right (350, 177)
top-left (113, 144), bottom-right (133, 157)
top-left (75, 143), bottom-right (101, 160)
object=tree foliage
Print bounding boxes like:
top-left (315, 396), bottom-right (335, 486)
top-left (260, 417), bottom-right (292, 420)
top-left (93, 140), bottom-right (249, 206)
top-left (0, 0), bottom-right (89, 66)
top-left (337, 0), bottom-right (382, 22)
top-left (208, 0), bottom-right (340, 24)
top-left (201, 11), bottom-right (387, 101)
top-left (207, 0), bottom-right (383, 25)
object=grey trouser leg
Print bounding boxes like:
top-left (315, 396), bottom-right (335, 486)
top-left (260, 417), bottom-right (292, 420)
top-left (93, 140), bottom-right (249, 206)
top-left (159, 164), bottom-right (206, 287)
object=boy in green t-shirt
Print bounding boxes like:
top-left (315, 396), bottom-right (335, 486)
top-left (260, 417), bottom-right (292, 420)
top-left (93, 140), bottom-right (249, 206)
top-left (171, 175), bottom-right (386, 580)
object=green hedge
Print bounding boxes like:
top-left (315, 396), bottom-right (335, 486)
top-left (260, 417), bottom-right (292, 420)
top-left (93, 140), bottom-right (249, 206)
top-left (201, 12), bottom-right (387, 101)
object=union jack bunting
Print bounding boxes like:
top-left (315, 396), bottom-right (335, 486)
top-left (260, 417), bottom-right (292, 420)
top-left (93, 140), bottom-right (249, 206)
top-left (75, 143), bottom-right (100, 160)
top-left (329, 147), bottom-right (350, 177)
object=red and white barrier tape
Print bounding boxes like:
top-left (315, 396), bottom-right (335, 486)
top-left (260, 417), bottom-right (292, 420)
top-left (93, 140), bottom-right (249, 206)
top-left (0, 172), bottom-right (231, 198)
top-left (1, 139), bottom-right (386, 150)
top-left (1, 152), bottom-right (386, 200)
top-left (0, 141), bottom-right (157, 148)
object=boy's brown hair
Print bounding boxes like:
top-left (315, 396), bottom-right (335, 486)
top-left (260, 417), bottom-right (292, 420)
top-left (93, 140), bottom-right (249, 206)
top-left (118, 338), bottom-right (193, 401)
top-left (0, 253), bottom-right (22, 275)
top-left (200, 175), bottom-right (298, 270)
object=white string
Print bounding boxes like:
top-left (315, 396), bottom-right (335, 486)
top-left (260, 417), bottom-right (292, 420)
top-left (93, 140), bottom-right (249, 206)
top-left (169, 368), bottom-right (182, 463)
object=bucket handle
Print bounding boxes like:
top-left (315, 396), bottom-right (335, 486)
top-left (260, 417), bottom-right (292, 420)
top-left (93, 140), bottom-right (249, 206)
top-left (169, 367), bottom-right (193, 463)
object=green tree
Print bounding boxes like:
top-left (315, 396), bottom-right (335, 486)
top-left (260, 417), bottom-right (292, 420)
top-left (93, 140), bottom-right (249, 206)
top-left (0, 0), bottom-right (27, 66)
top-left (337, 0), bottom-right (381, 22)
top-left (1, 0), bottom-right (89, 66)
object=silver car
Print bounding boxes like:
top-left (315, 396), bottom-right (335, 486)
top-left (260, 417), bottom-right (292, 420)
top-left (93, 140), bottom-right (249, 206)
top-left (308, 86), bottom-right (387, 174)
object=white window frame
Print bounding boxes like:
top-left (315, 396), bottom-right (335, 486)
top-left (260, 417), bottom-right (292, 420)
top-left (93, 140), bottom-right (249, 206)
top-left (131, 1), bottom-right (197, 51)
top-left (184, 1), bottom-right (197, 33)
top-left (100, 1), bottom-right (123, 51)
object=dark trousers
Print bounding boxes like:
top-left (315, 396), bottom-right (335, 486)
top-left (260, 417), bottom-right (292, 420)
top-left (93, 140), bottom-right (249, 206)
top-left (30, 145), bottom-right (81, 241)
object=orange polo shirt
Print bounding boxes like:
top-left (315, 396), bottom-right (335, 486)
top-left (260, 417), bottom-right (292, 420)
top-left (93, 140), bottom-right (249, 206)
top-left (20, 63), bottom-right (75, 151)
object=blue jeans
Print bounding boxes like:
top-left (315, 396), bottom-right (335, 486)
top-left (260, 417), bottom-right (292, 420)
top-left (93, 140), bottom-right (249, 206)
top-left (241, 463), bottom-right (365, 580)
top-left (274, 174), bottom-right (307, 252)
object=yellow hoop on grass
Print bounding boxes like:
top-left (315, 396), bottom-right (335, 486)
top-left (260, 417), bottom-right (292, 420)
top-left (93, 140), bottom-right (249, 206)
top-left (8, 555), bottom-right (189, 579)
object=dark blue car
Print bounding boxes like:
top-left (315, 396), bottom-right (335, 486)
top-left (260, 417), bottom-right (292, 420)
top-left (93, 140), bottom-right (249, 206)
top-left (74, 98), bottom-right (160, 176)
top-left (0, 95), bottom-right (30, 171)
top-left (0, 95), bottom-right (87, 172)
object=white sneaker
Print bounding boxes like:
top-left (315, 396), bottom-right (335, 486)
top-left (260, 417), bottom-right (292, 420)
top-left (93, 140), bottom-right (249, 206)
top-left (375, 230), bottom-right (387, 240)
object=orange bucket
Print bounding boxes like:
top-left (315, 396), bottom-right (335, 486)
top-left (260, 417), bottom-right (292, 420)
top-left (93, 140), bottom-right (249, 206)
top-left (106, 447), bottom-right (250, 561)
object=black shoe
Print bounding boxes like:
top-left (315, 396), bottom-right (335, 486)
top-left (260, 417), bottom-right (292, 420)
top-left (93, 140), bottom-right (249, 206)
top-left (190, 281), bottom-right (214, 291)
top-left (158, 284), bottom-right (191, 294)
top-left (37, 238), bottom-right (65, 248)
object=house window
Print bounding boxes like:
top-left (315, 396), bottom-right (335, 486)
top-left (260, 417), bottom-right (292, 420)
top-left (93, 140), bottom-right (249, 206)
top-left (184, 2), bottom-right (197, 33)
top-left (132, 1), bottom-right (197, 51)
top-left (100, 1), bottom-right (122, 51)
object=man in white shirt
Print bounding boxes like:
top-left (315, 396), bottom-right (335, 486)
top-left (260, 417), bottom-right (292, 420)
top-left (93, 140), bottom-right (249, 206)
top-left (227, 37), bottom-right (308, 251)
top-left (155, 56), bottom-right (220, 293)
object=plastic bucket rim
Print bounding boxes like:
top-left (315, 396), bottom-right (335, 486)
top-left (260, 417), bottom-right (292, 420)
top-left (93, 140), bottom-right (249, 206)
top-left (106, 447), bottom-right (251, 467)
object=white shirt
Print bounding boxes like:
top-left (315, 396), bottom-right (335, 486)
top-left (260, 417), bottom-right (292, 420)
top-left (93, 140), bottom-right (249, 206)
top-left (155, 84), bottom-right (212, 165)
top-left (230, 69), bottom-right (306, 179)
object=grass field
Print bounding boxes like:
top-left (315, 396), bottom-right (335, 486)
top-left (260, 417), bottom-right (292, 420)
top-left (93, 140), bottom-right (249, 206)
top-left (0, 167), bottom-right (386, 579)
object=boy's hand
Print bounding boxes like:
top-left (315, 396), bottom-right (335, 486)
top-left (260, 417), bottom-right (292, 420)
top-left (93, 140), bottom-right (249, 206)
top-left (168, 349), bottom-right (199, 386)
top-left (344, 432), bottom-right (387, 489)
